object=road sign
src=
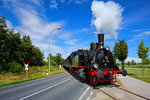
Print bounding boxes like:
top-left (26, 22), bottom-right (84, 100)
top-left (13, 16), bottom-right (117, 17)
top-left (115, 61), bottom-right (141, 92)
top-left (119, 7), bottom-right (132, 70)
top-left (23, 62), bottom-right (29, 72)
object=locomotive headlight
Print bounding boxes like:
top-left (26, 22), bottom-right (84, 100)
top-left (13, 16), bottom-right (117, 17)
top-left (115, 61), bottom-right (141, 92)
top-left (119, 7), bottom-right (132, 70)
top-left (105, 46), bottom-right (110, 50)
top-left (93, 63), bottom-right (98, 69)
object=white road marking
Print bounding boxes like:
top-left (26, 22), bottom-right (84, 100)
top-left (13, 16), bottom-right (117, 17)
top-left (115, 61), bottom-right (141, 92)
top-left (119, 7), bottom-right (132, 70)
top-left (90, 91), bottom-right (93, 95)
top-left (78, 86), bottom-right (90, 100)
top-left (86, 91), bottom-right (93, 100)
top-left (86, 96), bottom-right (91, 100)
top-left (19, 78), bottom-right (71, 100)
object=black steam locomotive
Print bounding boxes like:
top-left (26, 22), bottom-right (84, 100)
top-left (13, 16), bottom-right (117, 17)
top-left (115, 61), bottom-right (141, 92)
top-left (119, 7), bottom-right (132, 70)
top-left (63, 34), bottom-right (127, 86)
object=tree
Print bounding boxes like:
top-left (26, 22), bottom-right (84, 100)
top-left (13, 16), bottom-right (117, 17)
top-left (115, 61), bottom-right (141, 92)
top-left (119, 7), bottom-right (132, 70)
top-left (137, 40), bottom-right (149, 64)
top-left (145, 58), bottom-right (150, 64)
top-left (0, 16), bottom-right (9, 63)
top-left (47, 53), bottom-right (64, 67)
top-left (131, 59), bottom-right (136, 65)
top-left (113, 40), bottom-right (128, 69)
top-left (0, 15), bottom-right (45, 73)
top-left (127, 61), bottom-right (131, 65)
top-left (55, 53), bottom-right (63, 65)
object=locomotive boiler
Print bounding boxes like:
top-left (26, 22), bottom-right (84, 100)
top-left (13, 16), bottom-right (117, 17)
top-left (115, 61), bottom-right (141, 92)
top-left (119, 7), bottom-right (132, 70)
top-left (63, 33), bottom-right (127, 86)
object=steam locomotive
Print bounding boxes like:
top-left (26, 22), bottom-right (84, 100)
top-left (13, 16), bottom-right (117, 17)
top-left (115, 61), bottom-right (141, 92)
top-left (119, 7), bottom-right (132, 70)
top-left (63, 34), bottom-right (127, 86)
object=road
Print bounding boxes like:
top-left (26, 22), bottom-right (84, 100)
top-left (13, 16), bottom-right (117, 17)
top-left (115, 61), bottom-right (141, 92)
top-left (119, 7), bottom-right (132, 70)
top-left (0, 72), bottom-right (150, 100)
top-left (0, 72), bottom-right (93, 100)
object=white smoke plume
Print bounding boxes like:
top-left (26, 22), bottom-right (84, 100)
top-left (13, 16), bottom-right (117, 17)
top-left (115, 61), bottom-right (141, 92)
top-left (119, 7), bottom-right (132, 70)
top-left (91, 1), bottom-right (124, 39)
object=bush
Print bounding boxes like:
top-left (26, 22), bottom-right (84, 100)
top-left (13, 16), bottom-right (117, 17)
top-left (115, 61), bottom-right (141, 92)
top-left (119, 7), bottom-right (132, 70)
top-left (43, 60), bottom-right (48, 65)
top-left (0, 61), bottom-right (23, 73)
top-left (127, 61), bottom-right (131, 65)
top-left (8, 61), bottom-right (23, 73)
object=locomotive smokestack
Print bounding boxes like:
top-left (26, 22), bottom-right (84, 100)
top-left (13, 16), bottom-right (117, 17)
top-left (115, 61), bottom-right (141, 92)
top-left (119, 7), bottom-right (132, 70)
top-left (98, 33), bottom-right (104, 48)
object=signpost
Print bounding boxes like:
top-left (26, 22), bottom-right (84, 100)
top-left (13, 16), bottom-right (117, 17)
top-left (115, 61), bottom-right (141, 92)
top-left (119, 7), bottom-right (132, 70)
top-left (23, 62), bottom-right (29, 78)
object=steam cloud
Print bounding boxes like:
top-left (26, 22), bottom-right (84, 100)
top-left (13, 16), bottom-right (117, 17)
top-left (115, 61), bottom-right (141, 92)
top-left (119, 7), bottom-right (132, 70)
top-left (91, 1), bottom-right (123, 39)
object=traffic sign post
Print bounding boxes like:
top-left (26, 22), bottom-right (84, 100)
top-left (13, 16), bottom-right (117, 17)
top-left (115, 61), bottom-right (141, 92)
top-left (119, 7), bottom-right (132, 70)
top-left (23, 62), bottom-right (29, 78)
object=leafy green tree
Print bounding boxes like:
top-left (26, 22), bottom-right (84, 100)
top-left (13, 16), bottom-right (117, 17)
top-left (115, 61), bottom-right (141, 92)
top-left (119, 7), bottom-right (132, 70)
top-left (0, 16), bottom-right (9, 63)
top-left (113, 40), bottom-right (128, 69)
top-left (137, 40), bottom-right (149, 76)
top-left (55, 53), bottom-right (64, 65)
top-left (131, 59), bottom-right (136, 65)
top-left (0, 15), bottom-right (45, 73)
top-left (127, 61), bottom-right (131, 65)
top-left (47, 53), bottom-right (64, 67)
top-left (31, 47), bottom-right (44, 65)
top-left (145, 58), bottom-right (150, 64)
top-left (137, 40), bottom-right (149, 64)
top-left (20, 35), bottom-right (33, 63)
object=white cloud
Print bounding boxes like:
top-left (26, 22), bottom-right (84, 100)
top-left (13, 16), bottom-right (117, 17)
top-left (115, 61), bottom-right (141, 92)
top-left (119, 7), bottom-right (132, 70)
top-left (49, 0), bottom-right (58, 9)
top-left (125, 57), bottom-right (142, 63)
top-left (3, 0), bottom-right (63, 41)
top-left (2, 0), bottom-right (90, 60)
top-left (65, 39), bottom-right (79, 45)
top-left (132, 29), bottom-right (141, 32)
top-left (17, 11), bottom-right (62, 41)
top-left (34, 42), bottom-right (73, 59)
top-left (6, 20), bottom-right (12, 29)
top-left (135, 31), bottom-right (150, 38)
top-left (2, 0), bottom-right (66, 59)
top-left (49, 0), bottom-right (89, 9)
top-left (6, 20), bottom-right (19, 33)
top-left (143, 31), bottom-right (150, 35)
top-left (127, 30), bottom-right (150, 43)
top-left (57, 31), bottom-right (72, 40)
top-left (74, 28), bottom-right (89, 33)
top-left (75, 0), bottom-right (89, 5)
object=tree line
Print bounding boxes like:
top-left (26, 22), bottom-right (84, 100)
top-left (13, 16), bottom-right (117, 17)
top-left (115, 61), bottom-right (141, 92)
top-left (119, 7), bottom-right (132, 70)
top-left (125, 58), bottom-right (150, 65)
top-left (113, 39), bottom-right (149, 69)
top-left (47, 53), bottom-right (64, 67)
top-left (0, 16), bottom-right (45, 73)
top-left (0, 15), bottom-right (65, 73)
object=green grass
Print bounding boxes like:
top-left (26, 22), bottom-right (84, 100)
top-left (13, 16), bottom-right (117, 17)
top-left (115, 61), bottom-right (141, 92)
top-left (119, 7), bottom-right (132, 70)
top-left (125, 65), bottom-right (150, 68)
top-left (0, 65), bottom-right (66, 87)
top-left (126, 69), bottom-right (150, 83)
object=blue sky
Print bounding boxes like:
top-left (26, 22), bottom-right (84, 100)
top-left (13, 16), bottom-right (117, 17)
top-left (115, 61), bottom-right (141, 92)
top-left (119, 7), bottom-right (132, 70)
top-left (0, 0), bottom-right (150, 62)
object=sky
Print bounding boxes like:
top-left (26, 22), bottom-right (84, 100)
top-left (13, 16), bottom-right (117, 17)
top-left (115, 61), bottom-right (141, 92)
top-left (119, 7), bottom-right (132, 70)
top-left (0, 0), bottom-right (150, 63)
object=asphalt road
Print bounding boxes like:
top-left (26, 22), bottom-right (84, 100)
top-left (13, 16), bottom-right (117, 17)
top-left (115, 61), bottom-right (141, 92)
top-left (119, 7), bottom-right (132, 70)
top-left (0, 72), bottom-right (92, 100)
top-left (1, 72), bottom-right (150, 100)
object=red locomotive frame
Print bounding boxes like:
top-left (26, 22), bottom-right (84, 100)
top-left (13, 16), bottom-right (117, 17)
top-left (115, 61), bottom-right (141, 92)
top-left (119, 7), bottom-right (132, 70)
top-left (70, 66), bottom-right (121, 86)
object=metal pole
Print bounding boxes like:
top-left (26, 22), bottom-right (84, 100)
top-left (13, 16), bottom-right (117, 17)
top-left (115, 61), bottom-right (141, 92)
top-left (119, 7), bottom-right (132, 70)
top-left (49, 41), bottom-right (50, 74)
top-left (48, 31), bottom-right (53, 74)
top-left (26, 70), bottom-right (27, 78)
top-left (48, 27), bottom-right (61, 74)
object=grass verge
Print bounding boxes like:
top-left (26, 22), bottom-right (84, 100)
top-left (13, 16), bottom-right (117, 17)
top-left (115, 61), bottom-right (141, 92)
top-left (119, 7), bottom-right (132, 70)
top-left (0, 65), bottom-right (66, 87)
top-left (126, 69), bottom-right (150, 83)
top-left (125, 65), bottom-right (150, 68)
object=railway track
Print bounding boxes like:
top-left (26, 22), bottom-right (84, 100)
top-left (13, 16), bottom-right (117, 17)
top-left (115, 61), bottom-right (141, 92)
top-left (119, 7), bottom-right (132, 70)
top-left (97, 87), bottom-right (116, 100)
top-left (96, 85), bottom-right (150, 100)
